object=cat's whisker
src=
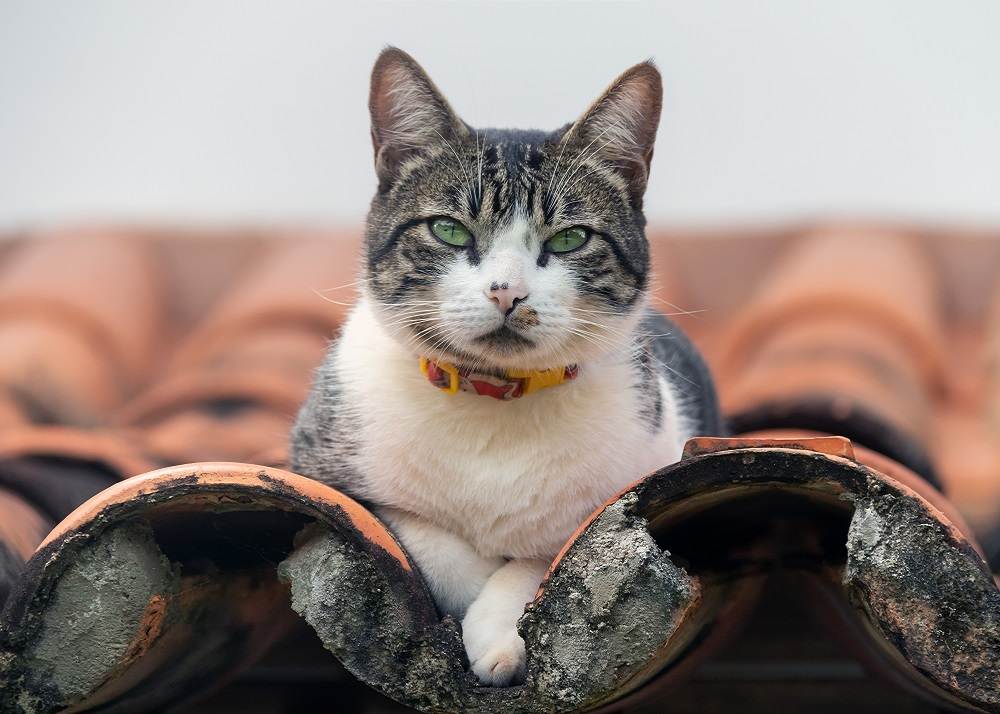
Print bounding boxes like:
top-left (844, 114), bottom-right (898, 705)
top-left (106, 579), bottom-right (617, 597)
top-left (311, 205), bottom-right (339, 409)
top-left (380, 306), bottom-right (446, 320)
top-left (572, 305), bottom-right (707, 319)
top-left (382, 318), bottom-right (442, 332)
top-left (385, 305), bottom-right (445, 314)
top-left (550, 121), bottom-right (628, 205)
top-left (383, 305), bottom-right (444, 316)
top-left (392, 296), bottom-right (446, 303)
top-left (634, 331), bottom-right (678, 340)
top-left (563, 315), bottom-right (619, 329)
top-left (562, 316), bottom-right (635, 341)
top-left (476, 129), bottom-right (485, 209)
top-left (563, 325), bottom-right (621, 354)
top-left (403, 323), bottom-right (448, 353)
top-left (383, 319), bottom-right (446, 335)
top-left (315, 278), bottom-right (368, 293)
top-left (544, 132), bottom-right (574, 213)
top-left (646, 297), bottom-right (708, 319)
top-left (643, 288), bottom-right (708, 319)
top-left (422, 325), bottom-right (475, 369)
top-left (388, 309), bottom-right (438, 322)
top-left (567, 306), bottom-right (628, 315)
top-left (430, 127), bottom-right (477, 205)
top-left (549, 120), bottom-right (619, 200)
top-left (382, 316), bottom-right (442, 328)
top-left (553, 121), bottom-right (632, 203)
top-left (311, 290), bottom-right (356, 307)
top-left (564, 316), bottom-right (696, 385)
top-left (379, 312), bottom-right (445, 332)
top-left (641, 348), bottom-right (699, 387)
top-left (385, 308), bottom-right (442, 317)
top-left (565, 315), bottom-right (686, 344)
top-left (554, 162), bottom-right (619, 204)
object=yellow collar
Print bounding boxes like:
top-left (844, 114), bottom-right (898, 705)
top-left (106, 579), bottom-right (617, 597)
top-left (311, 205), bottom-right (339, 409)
top-left (419, 357), bottom-right (579, 400)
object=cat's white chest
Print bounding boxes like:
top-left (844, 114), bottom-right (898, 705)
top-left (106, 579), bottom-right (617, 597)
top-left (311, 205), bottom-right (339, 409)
top-left (336, 303), bottom-right (686, 559)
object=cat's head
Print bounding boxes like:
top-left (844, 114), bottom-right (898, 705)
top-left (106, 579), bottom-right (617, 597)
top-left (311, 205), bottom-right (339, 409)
top-left (363, 47), bottom-right (661, 371)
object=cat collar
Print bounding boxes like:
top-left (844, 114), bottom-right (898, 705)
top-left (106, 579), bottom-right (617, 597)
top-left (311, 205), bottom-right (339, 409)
top-left (419, 357), bottom-right (579, 400)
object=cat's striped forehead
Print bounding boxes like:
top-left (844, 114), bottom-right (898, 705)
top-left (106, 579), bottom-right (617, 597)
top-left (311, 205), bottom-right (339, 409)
top-left (382, 128), bottom-right (636, 241)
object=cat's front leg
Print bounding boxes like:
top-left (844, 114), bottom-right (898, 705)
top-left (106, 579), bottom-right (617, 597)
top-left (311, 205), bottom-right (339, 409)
top-left (462, 558), bottom-right (548, 686)
top-left (377, 507), bottom-right (505, 618)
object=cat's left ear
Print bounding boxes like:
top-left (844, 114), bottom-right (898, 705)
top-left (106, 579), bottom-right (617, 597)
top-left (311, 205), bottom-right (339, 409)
top-left (563, 61), bottom-right (662, 207)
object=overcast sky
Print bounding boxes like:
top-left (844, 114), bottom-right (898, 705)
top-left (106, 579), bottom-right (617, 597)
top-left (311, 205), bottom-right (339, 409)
top-left (2, 1), bottom-right (999, 230)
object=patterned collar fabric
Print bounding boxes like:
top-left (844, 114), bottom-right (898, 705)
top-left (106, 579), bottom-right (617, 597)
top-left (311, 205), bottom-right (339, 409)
top-left (420, 358), bottom-right (579, 400)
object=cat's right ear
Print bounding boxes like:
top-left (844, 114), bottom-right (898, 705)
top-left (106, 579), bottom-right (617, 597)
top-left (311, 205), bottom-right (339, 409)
top-left (369, 48), bottom-right (466, 185)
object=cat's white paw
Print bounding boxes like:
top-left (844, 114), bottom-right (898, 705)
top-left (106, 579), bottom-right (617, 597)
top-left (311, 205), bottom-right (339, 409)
top-left (465, 624), bottom-right (526, 686)
top-left (461, 558), bottom-right (545, 686)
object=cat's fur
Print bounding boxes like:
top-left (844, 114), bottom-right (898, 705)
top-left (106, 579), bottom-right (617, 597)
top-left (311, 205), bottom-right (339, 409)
top-left (290, 48), bottom-right (721, 686)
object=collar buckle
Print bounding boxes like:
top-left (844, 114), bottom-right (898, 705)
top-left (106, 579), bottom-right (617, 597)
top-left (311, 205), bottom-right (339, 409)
top-left (419, 356), bottom-right (460, 394)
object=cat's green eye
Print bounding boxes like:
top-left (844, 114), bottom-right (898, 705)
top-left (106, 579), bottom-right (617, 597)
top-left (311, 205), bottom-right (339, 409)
top-left (545, 226), bottom-right (589, 254)
top-left (430, 218), bottom-right (473, 247)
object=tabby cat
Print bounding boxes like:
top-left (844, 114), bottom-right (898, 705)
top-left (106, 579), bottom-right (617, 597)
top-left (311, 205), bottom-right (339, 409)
top-left (291, 48), bottom-right (721, 686)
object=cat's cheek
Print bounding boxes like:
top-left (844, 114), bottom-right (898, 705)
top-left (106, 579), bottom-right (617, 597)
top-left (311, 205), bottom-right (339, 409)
top-left (438, 259), bottom-right (481, 304)
top-left (526, 262), bottom-right (581, 341)
top-left (522, 254), bottom-right (560, 297)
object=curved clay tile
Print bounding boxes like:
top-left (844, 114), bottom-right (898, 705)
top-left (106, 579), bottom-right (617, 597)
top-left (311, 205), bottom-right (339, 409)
top-left (0, 229), bottom-right (165, 426)
top-left (167, 231), bottom-right (358, 370)
top-left (0, 488), bottom-right (52, 607)
top-left (990, 283), bottom-right (1000, 435)
top-left (116, 234), bottom-right (359, 466)
top-left (645, 231), bottom-right (693, 320)
top-left (0, 397), bottom-right (26, 430)
top-left (978, 286), bottom-right (1000, 570)
top-left (0, 426), bottom-right (156, 547)
top-left (0, 462), bottom-right (424, 713)
top-left (2, 439), bottom-right (996, 712)
top-left (717, 226), bottom-right (945, 485)
top-left (733, 428), bottom-right (979, 549)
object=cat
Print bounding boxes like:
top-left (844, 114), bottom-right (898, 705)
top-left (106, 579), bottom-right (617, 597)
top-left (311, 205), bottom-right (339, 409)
top-left (290, 47), bottom-right (721, 687)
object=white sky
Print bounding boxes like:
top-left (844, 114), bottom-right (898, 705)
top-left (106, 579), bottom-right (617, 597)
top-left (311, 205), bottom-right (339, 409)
top-left (2, 1), bottom-right (999, 230)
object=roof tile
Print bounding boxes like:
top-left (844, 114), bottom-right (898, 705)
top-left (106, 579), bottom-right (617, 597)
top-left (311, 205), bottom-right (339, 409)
top-left (0, 224), bottom-right (998, 711)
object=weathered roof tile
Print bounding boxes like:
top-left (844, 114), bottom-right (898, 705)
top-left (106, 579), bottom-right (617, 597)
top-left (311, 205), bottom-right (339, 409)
top-left (0, 224), bottom-right (998, 711)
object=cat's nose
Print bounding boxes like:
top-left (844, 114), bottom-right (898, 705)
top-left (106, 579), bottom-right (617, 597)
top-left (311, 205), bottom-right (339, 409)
top-left (485, 280), bottom-right (529, 316)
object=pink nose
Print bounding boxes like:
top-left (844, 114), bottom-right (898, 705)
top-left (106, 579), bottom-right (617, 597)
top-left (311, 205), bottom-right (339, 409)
top-left (485, 281), bottom-right (529, 315)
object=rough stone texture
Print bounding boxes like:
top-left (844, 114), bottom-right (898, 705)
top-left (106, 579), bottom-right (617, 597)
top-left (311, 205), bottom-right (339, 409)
top-left (0, 541), bottom-right (24, 609)
top-left (278, 522), bottom-right (472, 712)
top-left (5, 519), bottom-right (180, 712)
top-left (280, 494), bottom-right (697, 713)
top-left (520, 492), bottom-right (699, 711)
top-left (845, 478), bottom-right (1000, 712)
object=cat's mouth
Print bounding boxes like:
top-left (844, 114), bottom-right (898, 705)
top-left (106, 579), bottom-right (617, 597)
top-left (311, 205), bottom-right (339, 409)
top-left (474, 325), bottom-right (535, 351)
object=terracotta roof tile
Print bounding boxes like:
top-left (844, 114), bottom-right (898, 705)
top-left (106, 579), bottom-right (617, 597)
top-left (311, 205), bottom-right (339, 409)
top-left (0, 487), bottom-right (52, 606)
top-left (2, 443), bottom-right (996, 712)
top-left (0, 224), bottom-right (998, 712)
top-left (116, 233), bottom-right (358, 467)
top-left (714, 227), bottom-right (944, 484)
top-left (0, 230), bottom-right (164, 425)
